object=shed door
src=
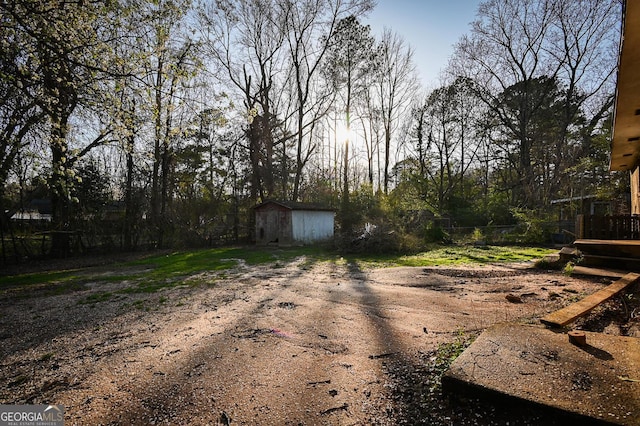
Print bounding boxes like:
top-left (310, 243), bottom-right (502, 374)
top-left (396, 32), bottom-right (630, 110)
top-left (264, 210), bottom-right (280, 243)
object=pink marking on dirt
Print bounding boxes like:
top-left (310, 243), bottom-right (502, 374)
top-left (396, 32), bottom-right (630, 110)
top-left (270, 328), bottom-right (294, 338)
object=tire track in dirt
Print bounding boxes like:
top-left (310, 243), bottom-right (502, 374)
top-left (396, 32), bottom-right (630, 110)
top-left (0, 259), bottom-right (606, 425)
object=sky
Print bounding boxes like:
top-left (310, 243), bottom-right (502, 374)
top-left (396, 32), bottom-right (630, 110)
top-left (365, 0), bottom-right (482, 88)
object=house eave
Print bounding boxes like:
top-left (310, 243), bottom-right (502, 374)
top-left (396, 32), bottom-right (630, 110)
top-left (610, 0), bottom-right (640, 171)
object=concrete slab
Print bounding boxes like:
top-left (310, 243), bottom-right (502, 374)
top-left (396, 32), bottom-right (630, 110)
top-left (443, 323), bottom-right (640, 425)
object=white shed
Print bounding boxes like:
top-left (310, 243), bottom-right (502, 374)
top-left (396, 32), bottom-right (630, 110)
top-left (254, 200), bottom-right (335, 245)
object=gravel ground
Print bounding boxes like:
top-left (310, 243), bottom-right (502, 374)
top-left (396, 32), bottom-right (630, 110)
top-left (0, 255), bottom-right (634, 425)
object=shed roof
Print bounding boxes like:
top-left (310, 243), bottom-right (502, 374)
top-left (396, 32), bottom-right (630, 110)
top-left (254, 200), bottom-right (335, 212)
top-left (550, 195), bottom-right (598, 205)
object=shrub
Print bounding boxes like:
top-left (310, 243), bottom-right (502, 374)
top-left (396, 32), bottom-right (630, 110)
top-left (425, 222), bottom-right (451, 244)
top-left (506, 208), bottom-right (555, 244)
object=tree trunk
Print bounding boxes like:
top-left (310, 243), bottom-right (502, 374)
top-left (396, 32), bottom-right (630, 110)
top-left (0, 199), bottom-right (6, 265)
top-left (292, 105), bottom-right (305, 201)
top-left (50, 114), bottom-right (72, 258)
top-left (124, 133), bottom-right (135, 251)
top-left (341, 83), bottom-right (352, 235)
top-left (151, 55), bottom-right (163, 247)
top-left (383, 126), bottom-right (391, 194)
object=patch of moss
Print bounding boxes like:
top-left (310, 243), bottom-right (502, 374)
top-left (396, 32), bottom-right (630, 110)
top-left (80, 292), bottom-right (113, 304)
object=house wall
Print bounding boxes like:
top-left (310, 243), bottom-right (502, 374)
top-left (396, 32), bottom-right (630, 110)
top-left (632, 167), bottom-right (640, 215)
top-left (255, 204), bottom-right (292, 245)
top-left (291, 210), bottom-right (334, 243)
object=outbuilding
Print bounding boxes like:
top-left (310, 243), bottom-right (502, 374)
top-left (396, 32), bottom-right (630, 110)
top-left (254, 200), bottom-right (334, 245)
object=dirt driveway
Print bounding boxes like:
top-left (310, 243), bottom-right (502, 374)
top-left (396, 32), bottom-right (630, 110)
top-left (0, 257), bottom-right (608, 425)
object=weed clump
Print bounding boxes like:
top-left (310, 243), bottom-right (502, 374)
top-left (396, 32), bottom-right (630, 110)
top-left (379, 331), bottom-right (475, 424)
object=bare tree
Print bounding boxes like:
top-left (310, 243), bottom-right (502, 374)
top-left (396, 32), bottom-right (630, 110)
top-left (453, 0), bottom-right (558, 208)
top-left (375, 29), bottom-right (418, 194)
top-left (281, 0), bottom-right (374, 201)
top-left (451, 0), bottom-right (620, 209)
top-left (199, 0), bottom-right (289, 202)
top-left (356, 79), bottom-right (383, 189)
top-left (548, 0), bottom-right (620, 197)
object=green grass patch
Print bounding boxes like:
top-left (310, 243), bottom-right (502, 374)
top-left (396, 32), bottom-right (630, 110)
top-left (132, 300), bottom-right (146, 310)
top-left (0, 245), bottom-right (555, 297)
top-left (80, 292), bottom-right (114, 304)
top-left (0, 246), bottom-right (329, 296)
top-left (120, 246), bottom-right (332, 293)
top-left (0, 270), bottom-right (88, 299)
top-left (0, 270), bottom-right (81, 290)
top-left (0, 268), bottom-right (142, 298)
top-left (345, 245), bottom-right (555, 268)
top-left (130, 246), bottom-right (328, 273)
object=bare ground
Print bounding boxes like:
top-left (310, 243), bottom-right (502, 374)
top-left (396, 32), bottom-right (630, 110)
top-left (0, 255), bottom-right (635, 425)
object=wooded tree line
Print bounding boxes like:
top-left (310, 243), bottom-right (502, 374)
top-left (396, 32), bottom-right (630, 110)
top-left (0, 0), bottom-right (626, 260)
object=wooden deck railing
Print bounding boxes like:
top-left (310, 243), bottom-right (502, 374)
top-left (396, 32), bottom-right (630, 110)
top-left (576, 214), bottom-right (640, 240)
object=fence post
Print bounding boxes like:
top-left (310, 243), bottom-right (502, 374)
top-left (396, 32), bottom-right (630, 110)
top-left (576, 215), bottom-right (585, 239)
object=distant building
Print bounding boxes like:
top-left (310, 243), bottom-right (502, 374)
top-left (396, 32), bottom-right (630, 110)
top-left (10, 199), bottom-right (52, 223)
top-left (254, 200), bottom-right (334, 245)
